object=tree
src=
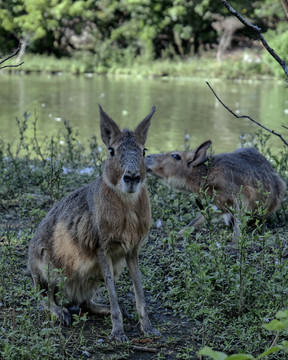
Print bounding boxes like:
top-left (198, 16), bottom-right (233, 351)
top-left (0, 0), bottom-right (95, 58)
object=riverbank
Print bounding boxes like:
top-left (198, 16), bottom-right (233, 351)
top-left (6, 48), bottom-right (279, 80)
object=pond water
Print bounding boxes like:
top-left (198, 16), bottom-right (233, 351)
top-left (0, 72), bottom-right (288, 154)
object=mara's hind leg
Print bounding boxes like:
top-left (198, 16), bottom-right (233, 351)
top-left (82, 299), bottom-right (110, 316)
top-left (31, 273), bottom-right (72, 326)
top-left (223, 212), bottom-right (241, 240)
top-left (231, 216), bottom-right (241, 240)
top-left (47, 283), bottom-right (72, 326)
top-left (178, 214), bottom-right (205, 237)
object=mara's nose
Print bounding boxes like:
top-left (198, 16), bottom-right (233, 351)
top-left (123, 172), bottom-right (141, 184)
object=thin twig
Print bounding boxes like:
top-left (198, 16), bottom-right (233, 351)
top-left (206, 81), bottom-right (288, 147)
top-left (264, 330), bottom-right (280, 360)
top-left (220, 0), bottom-right (288, 80)
top-left (132, 346), bottom-right (158, 353)
top-left (0, 43), bottom-right (24, 70)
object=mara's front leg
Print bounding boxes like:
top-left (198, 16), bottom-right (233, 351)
top-left (126, 250), bottom-right (160, 336)
top-left (97, 248), bottom-right (127, 342)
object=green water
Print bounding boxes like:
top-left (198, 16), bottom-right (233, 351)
top-left (0, 73), bottom-right (287, 153)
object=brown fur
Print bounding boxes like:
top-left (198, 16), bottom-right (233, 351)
top-left (146, 140), bottom-right (286, 238)
top-left (28, 105), bottom-right (159, 341)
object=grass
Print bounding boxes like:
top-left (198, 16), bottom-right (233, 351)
top-left (8, 48), bottom-right (278, 80)
top-left (0, 115), bottom-right (288, 359)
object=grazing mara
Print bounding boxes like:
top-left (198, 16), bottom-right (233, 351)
top-left (28, 105), bottom-right (159, 342)
top-left (146, 140), bottom-right (286, 239)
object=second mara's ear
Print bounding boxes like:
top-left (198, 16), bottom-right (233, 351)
top-left (99, 105), bottom-right (121, 146)
top-left (187, 140), bottom-right (212, 167)
top-left (134, 106), bottom-right (156, 145)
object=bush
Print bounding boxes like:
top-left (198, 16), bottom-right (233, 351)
top-left (262, 22), bottom-right (288, 78)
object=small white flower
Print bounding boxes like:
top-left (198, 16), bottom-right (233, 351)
top-left (156, 219), bottom-right (162, 228)
top-left (79, 167), bottom-right (94, 175)
top-left (82, 350), bottom-right (91, 357)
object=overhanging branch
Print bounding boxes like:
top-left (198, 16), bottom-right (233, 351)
top-left (206, 81), bottom-right (288, 147)
top-left (220, 0), bottom-right (288, 80)
top-left (0, 43), bottom-right (24, 70)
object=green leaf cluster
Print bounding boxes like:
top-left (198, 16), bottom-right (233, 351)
top-left (199, 310), bottom-right (288, 359)
top-left (0, 0), bottom-right (286, 66)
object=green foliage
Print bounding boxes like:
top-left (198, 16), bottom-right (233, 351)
top-left (198, 310), bottom-right (288, 359)
top-left (262, 23), bottom-right (288, 78)
top-left (0, 112), bottom-right (103, 206)
top-left (0, 0), bottom-right (283, 70)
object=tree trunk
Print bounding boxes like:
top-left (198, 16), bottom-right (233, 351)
top-left (16, 35), bottom-right (30, 62)
top-left (281, 0), bottom-right (288, 19)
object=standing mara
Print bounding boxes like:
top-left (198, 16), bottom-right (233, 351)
top-left (146, 140), bottom-right (286, 238)
top-left (28, 105), bottom-right (159, 341)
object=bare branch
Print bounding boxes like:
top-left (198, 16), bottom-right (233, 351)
top-left (219, 0), bottom-right (288, 80)
top-left (264, 331), bottom-right (280, 360)
top-left (132, 346), bottom-right (157, 353)
top-left (206, 81), bottom-right (288, 147)
top-left (0, 43), bottom-right (24, 70)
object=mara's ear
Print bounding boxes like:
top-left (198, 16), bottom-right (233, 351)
top-left (187, 140), bottom-right (212, 167)
top-left (134, 106), bottom-right (156, 144)
top-left (99, 105), bottom-right (121, 146)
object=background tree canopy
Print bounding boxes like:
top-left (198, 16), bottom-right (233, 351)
top-left (0, 0), bottom-right (287, 70)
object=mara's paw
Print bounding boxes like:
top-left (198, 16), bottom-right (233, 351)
top-left (68, 305), bottom-right (81, 315)
top-left (109, 330), bottom-right (128, 342)
top-left (142, 324), bottom-right (161, 337)
top-left (61, 308), bottom-right (72, 326)
top-left (52, 307), bottom-right (72, 327)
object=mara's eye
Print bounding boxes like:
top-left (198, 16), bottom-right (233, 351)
top-left (171, 154), bottom-right (181, 161)
top-left (108, 147), bottom-right (115, 157)
top-left (143, 148), bottom-right (147, 157)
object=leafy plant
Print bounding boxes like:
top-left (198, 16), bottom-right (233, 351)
top-left (199, 310), bottom-right (288, 359)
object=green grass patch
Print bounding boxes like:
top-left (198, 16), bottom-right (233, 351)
top-left (9, 48), bottom-right (276, 80)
